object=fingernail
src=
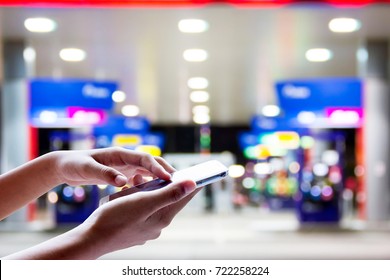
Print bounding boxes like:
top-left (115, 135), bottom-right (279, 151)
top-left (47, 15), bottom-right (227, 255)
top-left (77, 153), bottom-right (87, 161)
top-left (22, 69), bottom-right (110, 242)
top-left (115, 175), bottom-right (127, 186)
top-left (184, 181), bottom-right (196, 194)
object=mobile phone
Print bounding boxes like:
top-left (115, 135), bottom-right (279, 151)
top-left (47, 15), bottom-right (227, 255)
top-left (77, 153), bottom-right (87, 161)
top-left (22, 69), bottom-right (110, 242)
top-left (99, 160), bottom-right (228, 205)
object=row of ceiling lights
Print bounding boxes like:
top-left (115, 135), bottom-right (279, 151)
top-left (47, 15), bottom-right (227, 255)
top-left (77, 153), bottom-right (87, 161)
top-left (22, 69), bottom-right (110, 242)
top-left (179, 19), bottom-right (211, 125)
top-left (305, 17), bottom-right (361, 62)
top-left (24, 15), bottom-right (362, 64)
top-left (262, 17), bottom-right (361, 117)
top-left (23, 15), bottom-right (362, 120)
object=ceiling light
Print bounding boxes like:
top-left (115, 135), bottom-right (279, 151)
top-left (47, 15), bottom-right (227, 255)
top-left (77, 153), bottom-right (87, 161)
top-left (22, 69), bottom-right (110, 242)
top-left (59, 48), bottom-right (86, 62)
top-left (121, 105), bottom-right (140, 117)
top-left (187, 77), bottom-right (209, 90)
top-left (193, 113), bottom-right (210, 124)
top-left (178, 19), bottom-right (209, 33)
top-left (190, 91), bottom-right (209, 103)
top-left (112, 90), bottom-right (126, 103)
top-left (329, 17), bottom-right (361, 33)
top-left (24, 17), bottom-right (57, 33)
top-left (183, 49), bottom-right (208, 62)
top-left (305, 48), bottom-right (333, 62)
top-left (192, 105), bottom-right (210, 115)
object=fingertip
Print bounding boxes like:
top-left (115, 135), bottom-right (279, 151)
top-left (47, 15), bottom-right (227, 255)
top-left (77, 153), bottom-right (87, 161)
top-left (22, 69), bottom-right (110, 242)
top-left (182, 180), bottom-right (196, 195)
top-left (114, 174), bottom-right (127, 186)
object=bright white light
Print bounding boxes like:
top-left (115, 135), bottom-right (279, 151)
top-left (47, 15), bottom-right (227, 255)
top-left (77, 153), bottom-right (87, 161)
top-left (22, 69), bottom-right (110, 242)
top-left (97, 184), bottom-right (108, 190)
top-left (178, 19), bottom-right (209, 33)
top-left (39, 110), bottom-right (58, 124)
top-left (47, 191), bottom-right (58, 204)
top-left (23, 47), bottom-right (36, 63)
top-left (262, 105), bottom-right (281, 117)
top-left (322, 150), bottom-right (340, 166)
top-left (329, 110), bottom-right (360, 125)
top-left (313, 163), bottom-right (329, 177)
top-left (192, 105), bottom-right (210, 115)
top-left (297, 111), bottom-right (316, 124)
top-left (329, 18), bottom-right (361, 33)
top-left (24, 17), bottom-right (57, 33)
top-left (121, 105), bottom-right (140, 117)
top-left (193, 113), bottom-right (210, 124)
top-left (254, 162), bottom-right (273, 175)
top-left (228, 165), bottom-right (245, 178)
top-left (72, 111), bottom-right (101, 125)
top-left (289, 162), bottom-right (301, 174)
top-left (269, 158), bottom-right (284, 171)
top-left (190, 91), bottom-right (209, 103)
top-left (112, 90), bottom-right (126, 103)
top-left (59, 48), bottom-right (86, 62)
top-left (357, 47), bottom-right (368, 63)
top-left (305, 48), bottom-right (333, 62)
top-left (188, 77), bottom-right (208, 90)
top-left (242, 177), bottom-right (256, 189)
top-left (183, 49), bottom-right (208, 62)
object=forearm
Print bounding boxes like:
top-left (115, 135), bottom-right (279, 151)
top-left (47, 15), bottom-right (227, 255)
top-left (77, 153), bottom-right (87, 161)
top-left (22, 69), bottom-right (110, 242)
top-left (0, 152), bottom-right (62, 220)
top-left (2, 224), bottom-right (105, 260)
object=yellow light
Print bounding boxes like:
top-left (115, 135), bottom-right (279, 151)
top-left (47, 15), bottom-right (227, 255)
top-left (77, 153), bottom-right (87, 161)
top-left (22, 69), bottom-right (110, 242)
top-left (135, 145), bottom-right (162, 157)
top-left (113, 134), bottom-right (142, 147)
top-left (255, 144), bottom-right (271, 159)
top-left (275, 131), bottom-right (300, 149)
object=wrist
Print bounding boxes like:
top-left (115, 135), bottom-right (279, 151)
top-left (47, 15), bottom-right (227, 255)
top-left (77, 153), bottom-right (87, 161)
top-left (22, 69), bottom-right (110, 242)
top-left (40, 151), bottom-right (65, 187)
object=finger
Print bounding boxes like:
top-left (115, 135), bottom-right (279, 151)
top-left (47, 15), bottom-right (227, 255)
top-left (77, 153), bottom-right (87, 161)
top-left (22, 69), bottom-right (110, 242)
top-left (131, 174), bottom-right (145, 186)
top-left (154, 157), bottom-right (176, 174)
top-left (87, 161), bottom-right (127, 187)
top-left (137, 153), bottom-right (172, 180)
top-left (139, 180), bottom-right (196, 216)
top-left (147, 188), bottom-right (201, 226)
top-left (112, 149), bottom-right (172, 180)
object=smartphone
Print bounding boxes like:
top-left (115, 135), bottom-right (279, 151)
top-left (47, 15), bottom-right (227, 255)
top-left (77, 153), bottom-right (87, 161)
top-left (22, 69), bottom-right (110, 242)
top-left (99, 160), bottom-right (229, 205)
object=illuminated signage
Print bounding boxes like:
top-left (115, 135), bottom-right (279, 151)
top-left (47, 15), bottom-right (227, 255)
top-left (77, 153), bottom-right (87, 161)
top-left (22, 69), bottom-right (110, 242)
top-left (29, 78), bottom-right (117, 128)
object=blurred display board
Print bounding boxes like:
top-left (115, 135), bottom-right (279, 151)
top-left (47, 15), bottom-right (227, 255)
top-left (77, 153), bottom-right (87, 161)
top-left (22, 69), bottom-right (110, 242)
top-left (29, 78), bottom-right (117, 128)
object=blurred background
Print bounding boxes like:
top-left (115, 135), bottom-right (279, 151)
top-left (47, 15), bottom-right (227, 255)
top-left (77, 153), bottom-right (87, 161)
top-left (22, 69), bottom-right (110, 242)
top-left (1, 0), bottom-right (390, 259)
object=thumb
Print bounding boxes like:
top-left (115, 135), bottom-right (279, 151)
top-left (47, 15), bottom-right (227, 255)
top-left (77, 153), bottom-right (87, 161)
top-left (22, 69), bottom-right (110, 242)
top-left (144, 180), bottom-right (196, 214)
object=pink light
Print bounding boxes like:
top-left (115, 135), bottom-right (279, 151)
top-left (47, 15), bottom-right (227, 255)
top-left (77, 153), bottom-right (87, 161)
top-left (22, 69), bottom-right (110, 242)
top-left (326, 107), bottom-right (363, 127)
top-left (67, 107), bottom-right (106, 125)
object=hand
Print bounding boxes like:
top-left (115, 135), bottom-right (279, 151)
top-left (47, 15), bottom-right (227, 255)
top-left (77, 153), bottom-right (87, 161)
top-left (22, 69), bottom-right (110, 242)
top-left (79, 179), bottom-right (199, 258)
top-left (52, 147), bottom-right (175, 187)
top-left (3, 179), bottom-right (200, 260)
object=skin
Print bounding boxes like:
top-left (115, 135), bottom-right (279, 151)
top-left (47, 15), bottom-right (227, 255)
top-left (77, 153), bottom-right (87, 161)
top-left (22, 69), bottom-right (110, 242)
top-left (0, 147), bottom-right (199, 260)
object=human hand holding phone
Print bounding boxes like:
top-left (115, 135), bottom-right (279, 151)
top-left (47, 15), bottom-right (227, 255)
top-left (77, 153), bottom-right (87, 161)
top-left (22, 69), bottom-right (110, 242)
top-left (100, 160), bottom-right (228, 205)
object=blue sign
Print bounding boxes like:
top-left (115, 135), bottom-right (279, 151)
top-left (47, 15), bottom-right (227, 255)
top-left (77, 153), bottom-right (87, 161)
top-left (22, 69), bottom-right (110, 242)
top-left (30, 78), bottom-right (117, 110)
top-left (29, 79), bottom-right (117, 127)
top-left (275, 77), bottom-right (362, 114)
top-left (93, 115), bottom-right (150, 137)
